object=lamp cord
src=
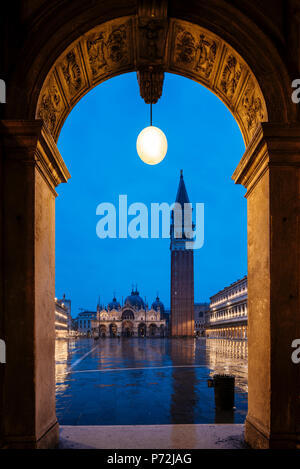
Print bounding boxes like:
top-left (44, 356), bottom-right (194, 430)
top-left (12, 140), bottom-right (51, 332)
top-left (150, 72), bottom-right (153, 126)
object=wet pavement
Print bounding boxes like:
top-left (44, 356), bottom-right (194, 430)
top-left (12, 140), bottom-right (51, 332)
top-left (56, 337), bottom-right (248, 425)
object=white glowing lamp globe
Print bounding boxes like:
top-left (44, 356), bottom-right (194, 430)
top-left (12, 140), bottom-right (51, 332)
top-left (136, 126), bottom-right (168, 165)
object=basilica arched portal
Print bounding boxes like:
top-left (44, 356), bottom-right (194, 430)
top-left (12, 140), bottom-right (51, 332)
top-left (99, 325), bottom-right (107, 338)
top-left (109, 323), bottom-right (118, 338)
top-left (149, 324), bottom-right (158, 337)
top-left (1, 0), bottom-right (299, 450)
top-left (138, 323), bottom-right (147, 337)
top-left (122, 321), bottom-right (134, 337)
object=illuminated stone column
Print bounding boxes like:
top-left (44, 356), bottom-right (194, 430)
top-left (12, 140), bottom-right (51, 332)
top-left (0, 120), bottom-right (70, 448)
top-left (233, 123), bottom-right (300, 449)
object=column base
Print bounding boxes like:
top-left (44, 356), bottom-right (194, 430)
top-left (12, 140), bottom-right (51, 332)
top-left (245, 417), bottom-right (300, 449)
top-left (2, 421), bottom-right (59, 449)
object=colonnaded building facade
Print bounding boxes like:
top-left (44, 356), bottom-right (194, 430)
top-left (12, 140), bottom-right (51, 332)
top-left (55, 294), bottom-right (73, 338)
top-left (205, 276), bottom-right (248, 340)
top-left (90, 289), bottom-right (167, 338)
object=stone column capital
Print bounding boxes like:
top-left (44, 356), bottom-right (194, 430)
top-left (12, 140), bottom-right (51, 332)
top-left (0, 119), bottom-right (70, 191)
top-left (232, 123), bottom-right (300, 196)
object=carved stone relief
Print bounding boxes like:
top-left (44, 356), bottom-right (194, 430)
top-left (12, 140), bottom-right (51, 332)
top-left (138, 19), bottom-right (167, 63)
top-left (86, 23), bottom-right (130, 79)
top-left (171, 24), bottom-right (219, 82)
top-left (36, 17), bottom-right (267, 144)
top-left (37, 18), bottom-right (134, 139)
top-left (169, 20), bottom-right (266, 143)
top-left (38, 74), bottom-right (65, 134)
top-left (175, 30), bottom-right (196, 64)
top-left (137, 68), bottom-right (164, 103)
top-left (238, 77), bottom-right (266, 135)
top-left (61, 50), bottom-right (82, 96)
top-left (195, 34), bottom-right (217, 78)
top-left (136, 1), bottom-right (168, 103)
top-left (220, 54), bottom-right (243, 99)
top-left (86, 32), bottom-right (107, 76)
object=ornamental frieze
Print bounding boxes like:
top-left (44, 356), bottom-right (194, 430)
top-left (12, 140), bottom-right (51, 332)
top-left (61, 51), bottom-right (82, 95)
top-left (86, 32), bottom-right (107, 75)
top-left (36, 18), bottom-right (135, 140)
top-left (195, 34), bottom-right (217, 78)
top-left (175, 30), bottom-right (196, 64)
top-left (170, 23), bottom-right (220, 83)
top-left (238, 77), bottom-right (266, 136)
top-left (85, 22), bottom-right (131, 79)
top-left (36, 16), bottom-right (267, 145)
top-left (220, 53), bottom-right (243, 100)
top-left (168, 20), bottom-right (266, 143)
top-left (37, 74), bottom-right (65, 134)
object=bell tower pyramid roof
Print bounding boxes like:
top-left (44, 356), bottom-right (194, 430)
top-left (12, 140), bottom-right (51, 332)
top-left (175, 169), bottom-right (190, 206)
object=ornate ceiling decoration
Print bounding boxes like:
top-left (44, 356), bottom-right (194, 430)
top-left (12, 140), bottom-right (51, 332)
top-left (36, 16), bottom-right (267, 145)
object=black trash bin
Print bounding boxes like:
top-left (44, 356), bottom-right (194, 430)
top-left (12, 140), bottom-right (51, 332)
top-left (207, 374), bottom-right (235, 410)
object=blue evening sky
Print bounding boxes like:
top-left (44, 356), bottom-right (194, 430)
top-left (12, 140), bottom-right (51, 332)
top-left (56, 72), bottom-right (246, 317)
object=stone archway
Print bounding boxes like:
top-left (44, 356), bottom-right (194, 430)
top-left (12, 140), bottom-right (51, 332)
top-left (35, 16), bottom-right (269, 146)
top-left (122, 309), bottom-right (135, 321)
top-left (149, 324), bottom-right (158, 337)
top-left (99, 325), bottom-right (107, 338)
top-left (138, 323), bottom-right (147, 337)
top-left (1, 1), bottom-right (299, 450)
top-left (122, 321), bottom-right (134, 337)
top-left (109, 323), bottom-right (118, 338)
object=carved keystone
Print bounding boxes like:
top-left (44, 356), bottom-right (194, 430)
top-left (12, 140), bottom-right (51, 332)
top-left (136, 0), bottom-right (168, 103)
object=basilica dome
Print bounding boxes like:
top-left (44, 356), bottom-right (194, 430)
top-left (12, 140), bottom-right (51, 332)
top-left (108, 296), bottom-right (120, 310)
top-left (125, 288), bottom-right (145, 310)
top-left (152, 296), bottom-right (165, 313)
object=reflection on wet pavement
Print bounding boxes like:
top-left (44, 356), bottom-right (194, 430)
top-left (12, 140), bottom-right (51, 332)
top-left (56, 337), bottom-right (248, 425)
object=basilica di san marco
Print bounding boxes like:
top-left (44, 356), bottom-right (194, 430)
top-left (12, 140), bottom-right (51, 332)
top-left (91, 288), bottom-right (167, 338)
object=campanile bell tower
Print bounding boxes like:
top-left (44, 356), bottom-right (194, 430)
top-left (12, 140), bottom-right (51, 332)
top-left (170, 170), bottom-right (194, 337)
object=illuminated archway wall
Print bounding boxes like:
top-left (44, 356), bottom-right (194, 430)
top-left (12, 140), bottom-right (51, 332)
top-left (36, 17), bottom-right (267, 145)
